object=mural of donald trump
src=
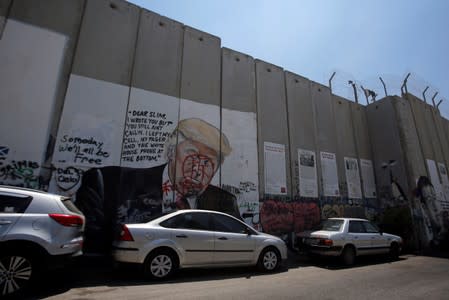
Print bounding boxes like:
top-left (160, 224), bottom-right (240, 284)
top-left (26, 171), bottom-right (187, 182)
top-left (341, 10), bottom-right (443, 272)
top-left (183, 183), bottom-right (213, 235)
top-left (76, 118), bottom-right (239, 253)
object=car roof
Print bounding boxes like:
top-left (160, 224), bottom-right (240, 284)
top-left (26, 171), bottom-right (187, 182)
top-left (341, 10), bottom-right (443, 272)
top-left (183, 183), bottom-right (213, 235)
top-left (146, 209), bottom-right (241, 224)
top-left (328, 217), bottom-right (369, 221)
top-left (0, 185), bottom-right (63, 199)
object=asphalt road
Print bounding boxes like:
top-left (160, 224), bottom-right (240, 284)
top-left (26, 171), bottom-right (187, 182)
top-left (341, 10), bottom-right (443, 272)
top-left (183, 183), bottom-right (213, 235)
top-left (19, 252), bottom-right (449, 300)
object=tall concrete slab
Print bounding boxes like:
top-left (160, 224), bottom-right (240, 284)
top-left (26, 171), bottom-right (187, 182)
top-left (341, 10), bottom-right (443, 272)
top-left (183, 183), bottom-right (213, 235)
top-left (221, 48), bottom-right (259, 226)
top-left (333, 96), bottom-right (363, 217)
top-left (407, 94), bottom-right (435, 162)
top-left (132, 9), bottom-right (183, 97)
top-left (0, 0), bottom-right (11, 38)
top-left (255, 60), bottom-right (291, 198)
top-left (311, 82), bottom-right (342, 218)
top-left (285, 72), bottom-right (317, 199)
top-left (180, 26), bottom-right (221, 105)
top-left (366, 97), bottom-right (410, 206)
top-left (72, 0), bottom-right (140, 85)
top-left (351, 102), bottom-right (378, 203)
top-left (178, 26), bottom-right (221, 189)
top-left (0, 0), bottom-right (85, 188)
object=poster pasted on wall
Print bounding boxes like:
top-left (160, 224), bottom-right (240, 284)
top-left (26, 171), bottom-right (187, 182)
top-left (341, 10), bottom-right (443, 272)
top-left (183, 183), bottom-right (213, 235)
top-left (344, 157), bottom-right (362, 199)
top-left (264, 142), bottom-right (287, 195)
top-left (437, 162), bottom-right (449, 210)
top-left (298, 149), bottom-right (318, 198)
top-left (320, 151), bottom-right (339, 197)
top-left (361, 159), bottom-right (377, 198)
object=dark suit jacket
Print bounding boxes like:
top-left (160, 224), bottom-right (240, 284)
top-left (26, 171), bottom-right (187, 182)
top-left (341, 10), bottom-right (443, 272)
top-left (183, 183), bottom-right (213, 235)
top-left (76, 164), bottom-right (240, 253)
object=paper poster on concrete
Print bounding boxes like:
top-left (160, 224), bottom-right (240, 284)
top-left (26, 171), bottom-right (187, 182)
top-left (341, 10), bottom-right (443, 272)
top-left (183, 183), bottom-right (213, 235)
top-left (52, 75), bottom-right (128, 168)
top-left (344, 157), bottom-right (362, 199)
top-left (298, 149), bottom-right (318, 198)
top-left (437, 162), bottom-right (449, 209)
top-left (264, 142), bottom-right (287, 195)
top-left (121, 89), bottom-right (179, 168)
top-left (360, 159), bottom-right (377, 198)
top-left (426, 159), bottom-right (444, 204)
top-left (221, 108), bottom-right (259, 226)
top-left (320, 152), bottom-right (339, 197)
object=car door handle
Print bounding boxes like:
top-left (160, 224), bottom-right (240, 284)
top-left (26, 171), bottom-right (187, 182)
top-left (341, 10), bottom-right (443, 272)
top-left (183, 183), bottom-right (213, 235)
top-left (176, 234), bottom-right (188, 238)
top-left (218, 237), bottom-right (228, 240)
top-left (0, 220), bottom-right (12, 225)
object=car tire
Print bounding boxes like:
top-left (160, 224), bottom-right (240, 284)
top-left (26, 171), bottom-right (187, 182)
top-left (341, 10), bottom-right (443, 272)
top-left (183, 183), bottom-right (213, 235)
top-left (0, 250), bottom-right (38, 297)
top-left (389, 242), bottom-right (400, 260)
top-left (257, 247), bottom-right (281, 272)
top-left (341, 246), bottom-right (356, 266)
top-left (144, 249), bottom-right (178, 280)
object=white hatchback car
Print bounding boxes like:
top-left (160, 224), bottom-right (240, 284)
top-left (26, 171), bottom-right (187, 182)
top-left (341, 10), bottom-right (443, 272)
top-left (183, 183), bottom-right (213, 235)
top-left (113, 209), bottom-right (287, 279)
top-left (298, 218), bottom-right (402, 265)
top-left (0, 185), bottom-right (85, 296)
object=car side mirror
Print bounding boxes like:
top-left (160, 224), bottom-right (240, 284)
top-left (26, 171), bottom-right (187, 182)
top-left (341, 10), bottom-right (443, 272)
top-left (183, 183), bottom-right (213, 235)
top-left (379, 231), bottom-right (383, 235)
top-left (245, 227), bottom-right (252, 235)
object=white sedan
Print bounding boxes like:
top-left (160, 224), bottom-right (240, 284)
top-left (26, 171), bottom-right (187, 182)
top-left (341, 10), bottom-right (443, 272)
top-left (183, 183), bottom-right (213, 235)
top-left (298, 218), bottom-right (402, 265)
top-left (113, 209), bottom-right (287, 279)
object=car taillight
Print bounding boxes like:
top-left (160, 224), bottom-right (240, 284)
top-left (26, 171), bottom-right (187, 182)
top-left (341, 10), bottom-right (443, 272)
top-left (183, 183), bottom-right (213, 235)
top-left (49, 214), bottom-right (84, 227)
top-left (119, 225), bottom-right (134, 241)
top-left (319, 239), bottom-right (333, 246)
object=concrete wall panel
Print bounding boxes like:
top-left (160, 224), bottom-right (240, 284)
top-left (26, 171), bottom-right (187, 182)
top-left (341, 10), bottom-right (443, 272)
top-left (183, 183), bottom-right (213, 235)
top-left (255, 60), bottom-right (290, 197)
top-left (9, 0), bottom-right (85, 36)
top-left (222, 48), bottom-right (256, 112)
top-left (392, 97), bottom-right (427, 195)
top-left (285, 72), bottom-right (317, 199)
top-left (351, 103), bottom-right (373, 160)
top-left (72, 0), bottom-right (140, 85)
top-left (366, 98), bottom-right (409, 206)
top-left (221, 48), bottom-right (259, 225)
top-left (180, 26), bottom-right (221, 105)
top-left (0, 20), bottom-right (68, 188)
top-left (132, 10), bottom-right (183, 97)
top-left (333, 96), bottom-right (362, 202)
top-left (408, 95), bottom-right (434, 161)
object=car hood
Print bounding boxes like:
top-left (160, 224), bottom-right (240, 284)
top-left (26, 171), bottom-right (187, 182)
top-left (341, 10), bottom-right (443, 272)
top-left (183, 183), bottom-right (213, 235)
top-left (382, 232), bottom-right (402, 241)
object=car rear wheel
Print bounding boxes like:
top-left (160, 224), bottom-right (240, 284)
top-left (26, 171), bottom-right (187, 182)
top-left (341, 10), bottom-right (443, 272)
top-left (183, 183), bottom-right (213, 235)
top-left (341, 246), bottom-right (356, 266)
top-left (258, 247), bottom-right (281, 272)
top-left (0, 252), bottom-right (35, 297)
top-left (144, 249), bottom-right (178, 280)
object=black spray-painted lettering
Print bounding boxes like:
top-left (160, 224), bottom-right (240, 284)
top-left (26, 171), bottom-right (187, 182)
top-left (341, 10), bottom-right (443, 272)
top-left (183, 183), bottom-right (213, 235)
top-left (121, 110), bottom-right (174, 164)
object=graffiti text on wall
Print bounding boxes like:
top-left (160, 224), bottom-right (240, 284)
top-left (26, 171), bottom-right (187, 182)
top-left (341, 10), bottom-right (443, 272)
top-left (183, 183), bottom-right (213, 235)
top-left (0, 159), bottom-right (40, 188)
top-left (55, 166), bottom-right (82, 191)
top-left (121, 110), bottom-right (174, 163)
top-left (58, 135), bottom-right (109, 165)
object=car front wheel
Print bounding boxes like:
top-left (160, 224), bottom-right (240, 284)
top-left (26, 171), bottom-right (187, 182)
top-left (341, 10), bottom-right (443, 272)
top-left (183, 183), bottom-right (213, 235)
top-left (0, 252), bottom-right (34, 297)
top-left (258, 247), bottom-right (281, 272)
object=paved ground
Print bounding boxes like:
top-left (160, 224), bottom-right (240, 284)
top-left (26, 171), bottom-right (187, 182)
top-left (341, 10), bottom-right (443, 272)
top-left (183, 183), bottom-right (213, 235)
top-left (16, 251), bottom-right (449, 300)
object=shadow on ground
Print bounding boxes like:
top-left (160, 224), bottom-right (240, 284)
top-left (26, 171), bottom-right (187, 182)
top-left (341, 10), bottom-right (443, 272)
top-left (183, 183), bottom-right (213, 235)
top-left (12, 249), bottom-right (442, 299)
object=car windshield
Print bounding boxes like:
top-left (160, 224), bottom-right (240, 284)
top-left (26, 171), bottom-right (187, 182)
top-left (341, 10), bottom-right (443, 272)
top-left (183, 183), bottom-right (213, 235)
top-left (321, 219), bottom-right (344, 231)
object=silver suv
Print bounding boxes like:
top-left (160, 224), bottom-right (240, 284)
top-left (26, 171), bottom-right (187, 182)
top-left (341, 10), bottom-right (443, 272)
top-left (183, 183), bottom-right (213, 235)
top-left (0, 185), bottom-right (85, 296)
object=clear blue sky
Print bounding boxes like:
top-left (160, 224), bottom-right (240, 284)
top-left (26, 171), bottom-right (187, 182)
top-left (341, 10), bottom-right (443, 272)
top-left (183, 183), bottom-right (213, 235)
top-left (128, 0), bottom-right (449, 118)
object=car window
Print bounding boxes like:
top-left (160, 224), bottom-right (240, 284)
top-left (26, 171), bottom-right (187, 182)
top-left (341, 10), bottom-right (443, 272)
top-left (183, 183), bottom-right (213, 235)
top-left (349, 221), bottom-right (366, 233)
top-left (212, 213), bottom-right (248, 234)
top-left (160, 212), bottom-right (211, 231)
top-left (0, 193), bottom-right (32, 214)
top-left (62, 197), bottom-right (83, 215)
top-left (321, 219), bottom-right (344, 231)
top-left (363, 221), bottom-right (379, 233)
